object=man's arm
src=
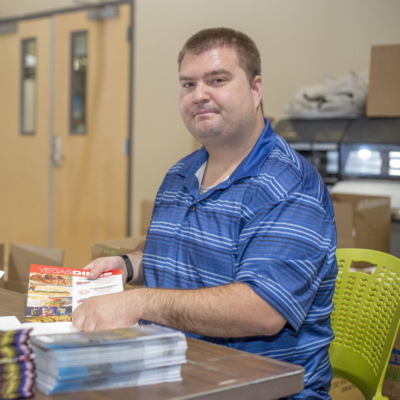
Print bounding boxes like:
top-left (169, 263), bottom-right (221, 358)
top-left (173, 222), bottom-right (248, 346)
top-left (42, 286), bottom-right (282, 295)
top-left (74, 239), bottom-right (286, 335)
top-left (72, 281), bottom-right (286, 336)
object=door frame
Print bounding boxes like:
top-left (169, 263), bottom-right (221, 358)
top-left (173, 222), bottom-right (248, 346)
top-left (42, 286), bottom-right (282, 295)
top-left (0, 0), bottom-right (134, 239)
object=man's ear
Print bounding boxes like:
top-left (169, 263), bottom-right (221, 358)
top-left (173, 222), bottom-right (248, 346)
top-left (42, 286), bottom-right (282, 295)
top-left (251, 75), bottom-right (263, 109)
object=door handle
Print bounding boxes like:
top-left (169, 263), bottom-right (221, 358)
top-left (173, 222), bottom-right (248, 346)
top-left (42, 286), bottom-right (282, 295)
top-left (52, 136), bottom-right (62, 167)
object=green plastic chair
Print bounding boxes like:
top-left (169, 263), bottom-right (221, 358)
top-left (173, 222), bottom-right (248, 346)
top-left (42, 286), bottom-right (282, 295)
top-left (330, 248), bottom-right (400, 400)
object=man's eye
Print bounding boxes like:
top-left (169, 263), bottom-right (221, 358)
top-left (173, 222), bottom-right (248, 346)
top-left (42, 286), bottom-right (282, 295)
top-left (211, 78), bottom-right (224, 85)
top-left (182, 82), bottom-right (194, 88)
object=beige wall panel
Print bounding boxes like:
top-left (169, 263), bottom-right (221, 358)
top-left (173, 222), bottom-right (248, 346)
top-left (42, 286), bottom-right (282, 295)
top-left (53, 4), bottom-right (130, 268)
top-left (0, 18), bottom-right (50, 248)
top-left (130, 0), bottom-right (400, 236)
top-left (0, 0), bottom-right (118, 19)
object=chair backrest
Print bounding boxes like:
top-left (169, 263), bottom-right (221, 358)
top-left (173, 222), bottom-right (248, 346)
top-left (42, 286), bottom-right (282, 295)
top-left (330, 248), bottom-right (400, 400)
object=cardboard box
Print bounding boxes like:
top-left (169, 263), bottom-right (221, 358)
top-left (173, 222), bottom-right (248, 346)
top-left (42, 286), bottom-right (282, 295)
top-left (329, 378), bottom-right (364, 400)
top-left (367, 44), bottom-right (400, 117)
top-left (5, 243), bottom-right (64, 294)
top-left (91, 236), bottom-right (146, 260)
top-left (332, 193), bottom-right (391, 252)
top-left (5, 279), bottom-right (30, 293)
top-left (141, 200), bottom-right (154, 236)
top-left (383, 330), bottom-right (400, 400)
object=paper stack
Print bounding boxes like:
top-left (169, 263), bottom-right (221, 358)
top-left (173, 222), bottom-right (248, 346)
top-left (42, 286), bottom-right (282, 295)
top-left (30, 324), bottom-right (187, 395)
top-left (0, 328), bottom-right (35, 399)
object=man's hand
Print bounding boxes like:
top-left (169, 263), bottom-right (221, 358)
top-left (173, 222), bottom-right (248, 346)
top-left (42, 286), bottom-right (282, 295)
top-left (72, 291), bottom-right (141, 332)
top-left (84, 240), bottom-right (145, 285)
top-left (84, 256), bottom-right (127, 281)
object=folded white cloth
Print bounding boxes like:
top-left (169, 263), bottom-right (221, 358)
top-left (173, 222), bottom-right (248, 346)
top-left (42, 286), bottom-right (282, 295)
top-left (284, 70), bottom-right (368, 119)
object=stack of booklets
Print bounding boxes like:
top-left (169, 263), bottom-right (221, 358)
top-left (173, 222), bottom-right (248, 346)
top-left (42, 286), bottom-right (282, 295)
top-left (30, 324), bottom-right (187, 395)
top-left (0, 328), bottom-right (35, 399)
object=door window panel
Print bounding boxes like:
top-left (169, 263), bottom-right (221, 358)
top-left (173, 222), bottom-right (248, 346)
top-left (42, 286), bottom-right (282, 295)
top-left (70, 31), bottom-right (88, 134)
top-left (21, 38), bottom-right (37, 134)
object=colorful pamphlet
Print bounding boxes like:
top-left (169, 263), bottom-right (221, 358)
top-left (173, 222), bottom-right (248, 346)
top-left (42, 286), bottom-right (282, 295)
top-left (25, 265), bottom-right (123, 323)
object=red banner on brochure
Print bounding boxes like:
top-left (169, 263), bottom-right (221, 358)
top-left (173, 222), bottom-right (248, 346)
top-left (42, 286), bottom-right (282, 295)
top-left (30, 264), bottom-right (122, 278)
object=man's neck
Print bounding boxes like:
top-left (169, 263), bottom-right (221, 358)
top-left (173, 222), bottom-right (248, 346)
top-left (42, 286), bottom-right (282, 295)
top-left (201, 115), bottom-right (265, 188)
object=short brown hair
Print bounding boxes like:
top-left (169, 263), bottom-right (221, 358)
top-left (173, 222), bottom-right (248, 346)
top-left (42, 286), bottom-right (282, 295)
top-left (178, 27), bottom-right (261, 86)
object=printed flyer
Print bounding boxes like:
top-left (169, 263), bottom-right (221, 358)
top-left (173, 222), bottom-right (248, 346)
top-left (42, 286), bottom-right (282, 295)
top-left (25, 265), bottom-right (123, 323)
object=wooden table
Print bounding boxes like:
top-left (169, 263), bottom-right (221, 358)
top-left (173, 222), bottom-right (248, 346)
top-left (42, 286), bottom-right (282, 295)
top-left (0, 287), bottom-right (304, 399)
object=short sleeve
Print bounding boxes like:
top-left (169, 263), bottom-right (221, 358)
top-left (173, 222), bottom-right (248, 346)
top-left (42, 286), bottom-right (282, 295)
top-left (235, 192), bottom-right (336, 332)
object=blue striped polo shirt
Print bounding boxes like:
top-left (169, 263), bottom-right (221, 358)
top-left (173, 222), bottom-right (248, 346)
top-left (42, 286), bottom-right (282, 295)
top-left (143, 119), bottom-right (337, 400)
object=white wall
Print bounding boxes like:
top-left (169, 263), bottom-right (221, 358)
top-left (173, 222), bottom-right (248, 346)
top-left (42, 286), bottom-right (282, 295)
top-left (131, 0), bottom-right (400, 235)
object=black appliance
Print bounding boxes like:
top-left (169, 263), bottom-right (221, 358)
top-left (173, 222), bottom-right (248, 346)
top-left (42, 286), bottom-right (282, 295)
top-left (340, 117), bottom-right (400, 179)
top-left (274, 118), bottom-right (352, 186)
top-left (274, 117), bottom-right (400, 187)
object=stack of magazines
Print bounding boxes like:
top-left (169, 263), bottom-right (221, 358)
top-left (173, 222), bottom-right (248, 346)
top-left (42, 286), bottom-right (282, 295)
top-left (30, 324), bottom-right (187, 395)
top-left (0, 328), bottom-right (35, 399)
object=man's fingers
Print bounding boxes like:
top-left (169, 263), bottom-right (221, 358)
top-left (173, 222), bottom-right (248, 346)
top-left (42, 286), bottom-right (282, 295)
top-left (84, 257), bottom-right (125, 280)
top-left (73, 302), bottom-right (97, 332)
top-left (87, 267), bottom-right (101, 280)
top-left (72, 304), bottom-right (85, 331)
top-left (86, 259), bottom-right (110, 280)
top-left (75, 316), bottom-right (97, 332)
top-left (83, 262), bottom-right (94, 271)
top-left (83, 319), bottom-right (97, 332)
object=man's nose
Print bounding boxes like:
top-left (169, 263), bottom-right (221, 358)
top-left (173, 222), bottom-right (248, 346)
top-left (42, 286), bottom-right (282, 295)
top-left (192, 82), bottom-right (210, 104)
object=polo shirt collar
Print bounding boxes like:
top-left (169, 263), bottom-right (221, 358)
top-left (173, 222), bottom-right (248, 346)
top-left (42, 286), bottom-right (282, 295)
top-left (180, 118), bottom-right (276, 198)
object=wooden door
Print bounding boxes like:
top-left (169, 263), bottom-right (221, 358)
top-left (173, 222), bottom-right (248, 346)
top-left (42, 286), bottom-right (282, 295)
top-left (0, 4), bottom-right (131, 269)
top-left (53, 5), bottom-right (131, 269)
top-left (0, 18), bottom-right (51, 250)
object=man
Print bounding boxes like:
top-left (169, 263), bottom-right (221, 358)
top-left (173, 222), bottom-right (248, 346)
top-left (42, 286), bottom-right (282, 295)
top-left (73, 28), bottom-right (337, 399)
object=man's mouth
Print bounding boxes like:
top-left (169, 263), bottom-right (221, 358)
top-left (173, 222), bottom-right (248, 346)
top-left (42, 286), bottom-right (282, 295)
top-left (192, 109), bottom-right (218, 117)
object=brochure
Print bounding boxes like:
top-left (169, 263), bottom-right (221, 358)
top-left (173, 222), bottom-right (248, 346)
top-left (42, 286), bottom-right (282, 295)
top-left (30, 324), bottom-right (186, 348)
top-left (25, 265), bottom-right (123, 323)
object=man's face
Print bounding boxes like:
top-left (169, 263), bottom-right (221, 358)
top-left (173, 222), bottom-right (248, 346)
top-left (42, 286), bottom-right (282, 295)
top-left (179, 47), bottom-right (261, 145)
